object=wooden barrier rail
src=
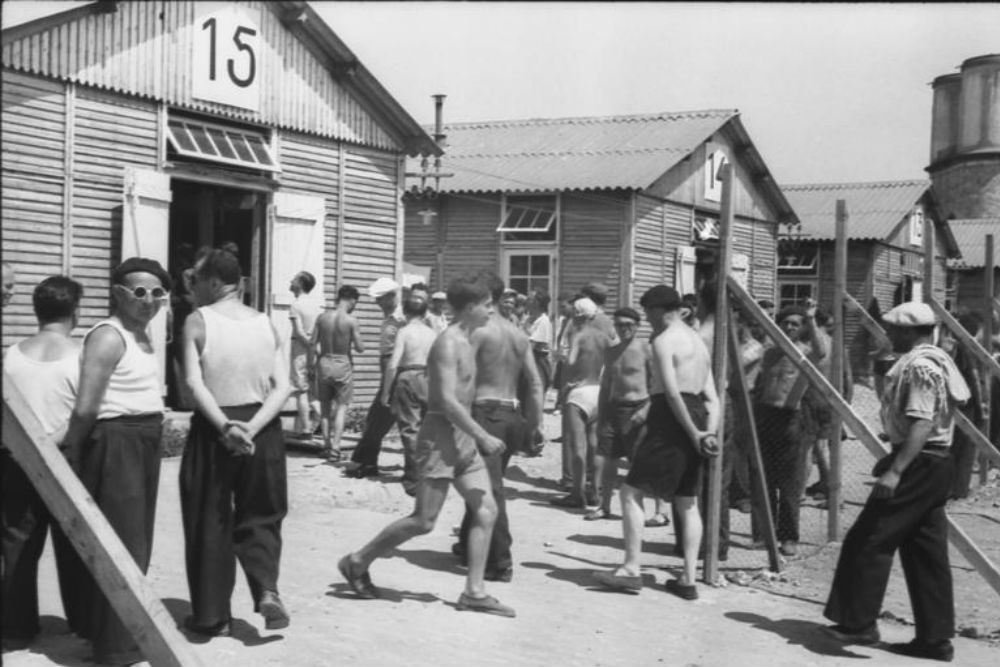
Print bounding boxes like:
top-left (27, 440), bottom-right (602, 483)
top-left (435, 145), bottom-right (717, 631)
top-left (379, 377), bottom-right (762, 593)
top-left (2, 375), bottom-right (201, 667)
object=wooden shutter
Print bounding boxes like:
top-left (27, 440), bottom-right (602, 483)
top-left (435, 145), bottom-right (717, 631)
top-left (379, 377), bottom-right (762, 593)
top-left (732, 252), bottom-right (750, 290)
top-left (675, 246), bottom-right (697, 295)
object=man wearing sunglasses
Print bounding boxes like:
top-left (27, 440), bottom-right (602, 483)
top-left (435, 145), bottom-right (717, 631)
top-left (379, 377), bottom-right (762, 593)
top-left (587, 307), bottom-right (650, 521)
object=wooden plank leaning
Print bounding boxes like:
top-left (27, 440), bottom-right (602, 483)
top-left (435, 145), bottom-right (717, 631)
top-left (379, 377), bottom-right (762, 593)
top-left (727, 325), bottom-right (781, 571)
top-left (1, 375), bottom-right (201, 667)
top-left (929, 299), bottom-right (1000, 384)
top-left (955, 411), bottom-right (1000, 468)
top-left (843, 293), bottom-right (892, 351)
top-left (729, 278), bottom-right (1000, 597)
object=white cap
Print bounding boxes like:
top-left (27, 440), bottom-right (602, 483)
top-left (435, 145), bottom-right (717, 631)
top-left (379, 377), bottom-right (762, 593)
top-left (883, 302), bottom-right (936, 328)
top-left (431, 291), bottom-right (447, 301)
top-left (368, 277), bottom-right (400, 299)
top-left (573, 297), bottom-right (599, 318)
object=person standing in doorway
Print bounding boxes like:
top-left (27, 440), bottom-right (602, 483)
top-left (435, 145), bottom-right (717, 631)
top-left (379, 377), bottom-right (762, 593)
top-left (180, 248), bottom-right (293, 636)
top-left (289, 271), bottom-right (322, 441)
top-left (58, 258), bottom-right (171, 666)
top-left (823, 302), bottom-right (968, 662)
top-left (347, 277), bottom-right (404, 478)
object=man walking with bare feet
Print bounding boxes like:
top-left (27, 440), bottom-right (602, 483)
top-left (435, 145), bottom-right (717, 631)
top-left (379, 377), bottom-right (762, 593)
top-left (453, 275), bottom-right (544, 581)
top-left (594, 285), bottom-right (720, 600)
top-left (587, 307), bottom-right (650, 521)
top-left (551, 297), bottom-right (610, 508)
top-left (382, 294), bottom-right (436, 495)
top-left (338, 274), bottom-right (515, 617)
top-left (313, 285), bottom-right (365, 461)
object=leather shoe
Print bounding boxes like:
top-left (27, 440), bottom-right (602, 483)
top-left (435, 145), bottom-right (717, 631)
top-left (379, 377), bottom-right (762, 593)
top-left (346, 464), bottom-right (379, 479)
top-left (821, 623), bottom-right (880, 646)
top-left (484, 566), bottom-right (513, 583)
top-left (887, 639), bottom-right (954, 662)
top-left (258, 590), bottom-right (290, 630)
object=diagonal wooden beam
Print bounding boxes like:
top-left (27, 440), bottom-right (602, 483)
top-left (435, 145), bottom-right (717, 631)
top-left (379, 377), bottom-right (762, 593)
top-left (2, 375), bottom-right (201, 667)
top-left (929, 299), bottom-right (1000, 383)
top-left (956, 411), bottom-right (1000, 467)
top-left (844, 292), bottom-right (892, 350)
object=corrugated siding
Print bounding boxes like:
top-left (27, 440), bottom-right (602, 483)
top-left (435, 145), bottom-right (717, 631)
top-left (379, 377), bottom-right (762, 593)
top-left (277, 131), bottom-right (339, 306)
top-left (340, 146), bottom-right (401, 400)
top-left (440, 194), bottom-right (501, 283)
top-left (1, 71), bottom-right (66, 347)
top-left (71, 87), bottom-right (159, 330)
top-left (403, 201), bottom-right (440, 287)
top-left (732, 217), bottom-right (777, 300)
top-left (559, 192), bottom-right (626, 309)
top-left (633, 194), bottom-right (668, 304)
top-left (1, 1), bottom-right (400, 151)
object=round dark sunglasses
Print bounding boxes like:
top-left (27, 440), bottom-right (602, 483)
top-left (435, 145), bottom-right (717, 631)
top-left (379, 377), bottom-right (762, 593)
top-left (118, 285), bottom-right (168, 300)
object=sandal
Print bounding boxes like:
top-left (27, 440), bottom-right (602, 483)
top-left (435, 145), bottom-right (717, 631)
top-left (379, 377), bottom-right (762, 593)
top-left (324, 447), bottom-right (342, 463)
top-left (644, 512), bottom-right (670, 527)
top-left (337, 555), bottom-right (379, 599)
top-left (456, 592), bottom-right (515, 618)
top-left (593, 569), bottom-right (643, 592)
top-left (583, 507), bottom-right (612, 521)
top-left (665, 578), bottom-right (698, 600)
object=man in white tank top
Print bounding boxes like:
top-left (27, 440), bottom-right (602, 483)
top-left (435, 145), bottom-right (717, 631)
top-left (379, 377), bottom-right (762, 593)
top-left (2, 276), bottom-right (83, 648)
top-left (181, 248), bottom-right (293, 636)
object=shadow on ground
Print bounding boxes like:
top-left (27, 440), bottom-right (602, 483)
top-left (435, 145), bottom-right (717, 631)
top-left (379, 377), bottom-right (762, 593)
top-left (162, 597), bottom-right (284, 647)
top-left (725, 611), bottom-right (872, 659)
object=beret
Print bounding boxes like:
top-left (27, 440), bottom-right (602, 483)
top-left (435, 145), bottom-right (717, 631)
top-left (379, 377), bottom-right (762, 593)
top-left (639, 285), bottom-right (681, 310)
top-left (368, 277), bottom-right (400, 299)
top-left (883, 302), bottom-right (937, 328)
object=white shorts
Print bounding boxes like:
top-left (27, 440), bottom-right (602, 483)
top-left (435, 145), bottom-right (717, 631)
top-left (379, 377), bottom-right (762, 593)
top-left (565, 384), bottom-right (601, 424)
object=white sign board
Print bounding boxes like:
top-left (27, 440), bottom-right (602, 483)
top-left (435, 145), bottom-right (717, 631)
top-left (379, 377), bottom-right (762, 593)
top-left (192, 3), bottom-right (261, 112)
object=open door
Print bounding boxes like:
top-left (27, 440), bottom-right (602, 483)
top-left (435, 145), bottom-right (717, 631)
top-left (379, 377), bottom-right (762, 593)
top-left (268, 192), bottom-right (326, 380)
top-left (122, 168), bottom-right (171, 393)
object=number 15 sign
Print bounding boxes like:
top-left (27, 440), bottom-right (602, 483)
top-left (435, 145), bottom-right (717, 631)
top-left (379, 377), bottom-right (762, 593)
top-left (192, 3), bottom-right (261, 112)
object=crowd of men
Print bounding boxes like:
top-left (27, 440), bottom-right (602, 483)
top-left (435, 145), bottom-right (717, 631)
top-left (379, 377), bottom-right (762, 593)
top-left (2, 254), bottom-right (996, 663)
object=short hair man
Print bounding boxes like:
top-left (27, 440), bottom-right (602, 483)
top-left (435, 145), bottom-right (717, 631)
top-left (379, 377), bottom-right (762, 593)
top-left (347, 277), bottom-right (405, 478)
top-left (313, 285), bottom-right (365, 460)
top-left (2, 276), bottom-right (84, 646)
top-left (594, 285), bottom-right (720, 600)
top-left (453, 274), bottom-right (544, 581)
top-left (339, 274), bottom-right (515, 617)
top-left (382, 295), bottom-right (436, 495)
top-left (823, 303), bottom-right (969, 662)
top-left (587, 306), bottom-right (651, 521)
top-left (427, 291), bottom-right (450, 334)
top-left (751, 303), bottom-right (826, 556)
top-left (289, 271), bottom-right (322, 439)
top-left (581, 281), bottom-right (617, 343)
top-left (551, 297), bottom-right (611, 508)
top-left (525, 289), bottom-right (553, 397)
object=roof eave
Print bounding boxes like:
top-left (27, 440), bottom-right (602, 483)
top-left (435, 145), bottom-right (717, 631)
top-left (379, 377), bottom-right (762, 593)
top-left (1, 1), bottom-right (114, 43)
top-left (718, 116), bottom-right (800, 227)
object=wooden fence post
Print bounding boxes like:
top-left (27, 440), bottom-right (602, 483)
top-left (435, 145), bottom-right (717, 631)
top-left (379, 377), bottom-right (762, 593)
top-left (2, 377), bottom-right (201, 667)
top-left (829, 200), bottom-right (847, 541)
top-left (982, 234), bottom-right (995, 485)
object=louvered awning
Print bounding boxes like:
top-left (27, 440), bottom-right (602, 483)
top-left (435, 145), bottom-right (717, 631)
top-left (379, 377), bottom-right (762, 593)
top-left (166, 117), bottom-right (280, 172)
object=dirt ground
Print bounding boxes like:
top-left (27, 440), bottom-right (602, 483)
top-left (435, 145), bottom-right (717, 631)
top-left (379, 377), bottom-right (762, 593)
top-left (3, 409), bottom-right (999, 667)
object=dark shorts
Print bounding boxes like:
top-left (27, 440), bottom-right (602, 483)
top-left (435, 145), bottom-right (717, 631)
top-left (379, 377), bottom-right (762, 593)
top-left (625, 393), bottom-right (707, 500)
top-left (317, 354), bottom-right (353, 404)
top-left (597, 397), bottom-right (649, 460)
top-left (472, 402), bottom-right (527, 454)
top-left (415, 413), bottom-right (486, 481)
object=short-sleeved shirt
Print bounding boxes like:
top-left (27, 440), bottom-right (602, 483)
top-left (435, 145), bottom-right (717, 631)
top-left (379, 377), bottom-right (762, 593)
top-left (379, 310), bottom-right (406, 357)
top-left (528, 313), bottom-right (552, 354)
top-left (289, 295), bottom-right (321, 357)
top-left (881, 345), bottom-right (959, 449)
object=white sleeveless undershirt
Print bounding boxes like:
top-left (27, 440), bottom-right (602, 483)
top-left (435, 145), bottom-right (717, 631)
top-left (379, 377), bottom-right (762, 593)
top-left (87, 318), bottom-right (163, 420)
top-left (3, 343), bottom-right (79, 437)
top-left (198, 305), bottom-right (275, 407)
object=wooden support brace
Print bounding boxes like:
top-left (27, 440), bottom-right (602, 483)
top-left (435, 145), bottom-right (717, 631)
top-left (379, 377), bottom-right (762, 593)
top-left (949, 519), bottom-right (1000, 597)
top-left (844, 293), bottom-right (892, 350)
top-left (2, 376), bottom-right (201, 667)
top-left (955, 411), bottom-right (1000, 468)
top-left (929, 299), bottom-right (1000, 383)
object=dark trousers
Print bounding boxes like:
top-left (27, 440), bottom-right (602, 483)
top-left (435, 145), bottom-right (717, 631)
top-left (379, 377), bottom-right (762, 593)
top-left (950, 406), bottom-right (980, 499)
top-left (753, 404), bottom-right (810, 543)
top-left (1, 449), bottom-right (82, 639)
top-left (180, 407), bottom-right (287, 628)
top-left (392, 369), bottom-right (428, 485)
top-left (458, 404), bottom-right (525, 571)
top-left (351, 357), bottom-right (397, 468)
top-left (825, 452), bottom-right (955, 642)
top-left (72, 415), bottom-right (163, 665)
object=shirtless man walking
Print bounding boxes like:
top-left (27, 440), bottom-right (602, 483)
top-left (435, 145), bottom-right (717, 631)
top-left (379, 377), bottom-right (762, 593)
top-left (552, 297), bottom-right (611, 508)
top-left (587, 307), bottom-right (651, 521)
top-left (313, 285), bottom-right (365, 460)
top-left (453, 275), bottom-right (544, 581)
top-left (338, 274), bottom-right (515, 617)
top-left (594, 285), bottom-right (720, 600)
top-left (382, 295), bottom-right (437, 495)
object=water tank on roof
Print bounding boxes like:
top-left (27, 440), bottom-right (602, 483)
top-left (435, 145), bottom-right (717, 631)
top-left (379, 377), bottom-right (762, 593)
top-left (930, 73), bottom-right (961, 163)
top-left (958, 54), bottom-right (1000, 152)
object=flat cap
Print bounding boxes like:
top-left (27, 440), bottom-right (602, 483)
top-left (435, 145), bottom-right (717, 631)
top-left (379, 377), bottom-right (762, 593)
top-left (431, 291), bottom-right (447, 301)
top-left (639, 285), bottom-right (681, 311)
top-left (368, 277), bottom-right (400, 299)
top-left (582, 281), bottom-right (609, 299)
top-left (883, 302), bottom-right (937, 328)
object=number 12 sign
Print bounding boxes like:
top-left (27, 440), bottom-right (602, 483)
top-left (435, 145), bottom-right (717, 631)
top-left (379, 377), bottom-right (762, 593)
top-left (192, 3), bottom-right (261, 112)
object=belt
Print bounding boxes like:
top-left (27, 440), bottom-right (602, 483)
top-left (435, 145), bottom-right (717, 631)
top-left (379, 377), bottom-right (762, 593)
top-left (473, 397), bottom-right (520, 410)
top-left (397, 365), bottom-right (427, 373)
top-left (612, 397), bottom-right (649, 409)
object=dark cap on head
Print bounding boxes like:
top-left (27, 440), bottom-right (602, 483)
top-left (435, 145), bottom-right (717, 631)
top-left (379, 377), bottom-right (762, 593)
top-left (111, 257), bottom-right (173, 292)
top-left (776, 305), bottom-right (807, 323)
top-left (582, 281), bottom-right (609, 305)
top-left (613, 307), bottom-right (642, 323)
top-left (639, 285), bottom-right (681, 311)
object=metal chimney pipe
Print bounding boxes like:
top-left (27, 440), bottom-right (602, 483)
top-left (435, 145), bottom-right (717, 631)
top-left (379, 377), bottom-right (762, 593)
top-left (432, 94), bottom-right (447, 148)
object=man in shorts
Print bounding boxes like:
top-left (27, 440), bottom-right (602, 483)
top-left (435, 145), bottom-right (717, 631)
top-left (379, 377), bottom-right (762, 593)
top-left (594, 285), bottom-right (720, 600)
top-left (551, 297), bottom-right (611, 508)
top-left (587, 307), bottom-right (651, 521)
top-left (289, 271), bottom-right (322, 439)
top-left (382, 295), bottom-right (437, 495)
top-left (313, 285), bottom-right (365, 460)
top-left (453, 275), bottom-right (544, 581)
top-left (338, 274), bottom-right (515, 617)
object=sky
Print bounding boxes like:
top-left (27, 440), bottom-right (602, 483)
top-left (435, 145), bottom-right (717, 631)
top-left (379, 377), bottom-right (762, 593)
top-left (3, 2), bottom-right (999, 185)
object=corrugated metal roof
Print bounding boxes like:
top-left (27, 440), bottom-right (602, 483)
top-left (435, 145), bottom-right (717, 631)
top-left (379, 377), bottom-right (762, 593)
top-left (948, 219), bottom-right (1000, 268)
top-left (411, 110), bottom-right (736, 193)
top-left (780, 180), bottom-right (931, 241)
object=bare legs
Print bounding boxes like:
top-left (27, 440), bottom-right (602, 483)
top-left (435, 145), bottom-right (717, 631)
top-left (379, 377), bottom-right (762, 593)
top-left (320, 399), bottom-right (347, 456)
top-left (348, 468), bottom-right (498, 597)
top-left (593, 454), bottom-right (615, 514)
top-left (674, 495), bottom-right (701, 586)
top-left (294, 390), bottom-right (311, 434)
top-left (615, 484), bottom-right (700, 585)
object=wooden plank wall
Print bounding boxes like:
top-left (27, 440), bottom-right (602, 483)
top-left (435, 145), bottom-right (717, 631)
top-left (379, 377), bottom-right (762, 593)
top-left (439, 193), bottom-right (501, 284)
top-left (402, 199), bottom-right (440, 287)
top-left (559, 191), bottom-right (626, 309)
